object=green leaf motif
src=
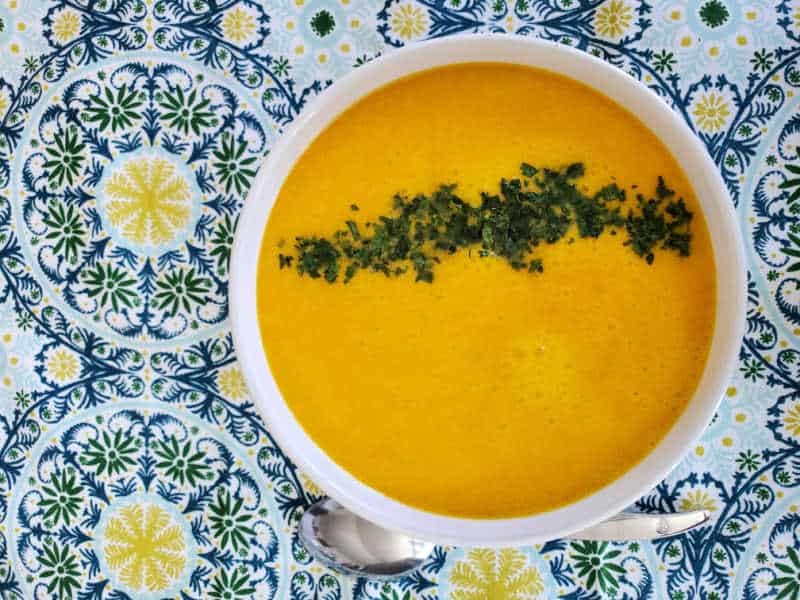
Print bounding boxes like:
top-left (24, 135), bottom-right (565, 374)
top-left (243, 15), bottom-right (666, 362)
top-left (770, 546), bottom-right (800, 600)
top-left (80, 429), bottom-right (139, 476)
top-left (154, 267), bottom-right (211, 316)
top-left (210, 214), bottom-right (239, 270)
top-left (39, 470), bottom-right (84, 527)
top-left (570, 540), bottom-right (626, 593)
top-left (212, 134), bottom-right (259, 196)
top-left (208, 489), bottom-right (257, 552)
top-left (780, 148), bottom-right (800, 205)
top-left (209, 568), bottom-right (257, 599)
top-left (39, 542), bottom-right (81, 598)
top-left (698, 0), bottom-right (729, 28)
top-left (154, 435), bottom-right (212, 486)
top-left (83, 84), bottom-right (144, 132)
top-left (781, 171), bottom-right (800, 270)
top-left (43, 128), bottom-right (86, 187)
top-left (42, 202), bottom-right (86, 263)
top-left (158, 85), bottom-right (216, 135)
top-left (310, 9), bottom-right (336, 38)
top-left (82, 262), bottom-right (138, 311)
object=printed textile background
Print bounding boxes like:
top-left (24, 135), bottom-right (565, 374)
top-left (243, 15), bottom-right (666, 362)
top-left (0, 0), bottom-right (799, 598)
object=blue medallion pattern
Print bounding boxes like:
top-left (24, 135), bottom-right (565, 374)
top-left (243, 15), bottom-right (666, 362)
top-left (11, 406), bottom-right (283, 598)
top-left (0, 0), bottom-right (799, 598)
top-left (16, 58), bottom-right (268, 345)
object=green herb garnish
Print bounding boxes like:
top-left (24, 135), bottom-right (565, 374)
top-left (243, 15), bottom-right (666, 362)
top-left (278, 254), bottom-right (293, 269)
top-left (284, 163), bottom-right (693, 284)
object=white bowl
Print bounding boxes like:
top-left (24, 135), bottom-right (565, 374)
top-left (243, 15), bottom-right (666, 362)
top-left (230, 34), bottom-right (746, 546)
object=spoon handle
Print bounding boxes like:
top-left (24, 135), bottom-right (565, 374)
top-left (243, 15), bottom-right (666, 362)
top-left (565, 509), bottom-right (712, 541)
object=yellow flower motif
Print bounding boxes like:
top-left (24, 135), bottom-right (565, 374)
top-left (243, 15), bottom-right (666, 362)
top-left (450, 548), bottom-right (544, 600)
top-left (52, 10), bottom-right (81, 43)
top-left (0, 90), bottom-right (9, 116)
top-left (105, 157), bottom-right (191, 246)
top-left (46, 349), bottom-right (79, 382)
top-left (593, 0), bottom-right (633, 40)
top-left (679, 489), bottom-right (717, 512)
top-left (390, 2), bottom-right (428, 40)
top-left (218, 367), bottom-right (248, 400)
top-left (104, 503), bottom-right (187, 592)
top-left (692, 92), bottom-right (731, 133)
top-left (222, 7), bottom-right (256, 43)
top-left (784, 403), bottom-right (800, 437)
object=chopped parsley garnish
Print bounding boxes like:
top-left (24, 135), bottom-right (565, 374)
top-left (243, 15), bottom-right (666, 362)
top-left (284, 163), bottom-right (693, 284)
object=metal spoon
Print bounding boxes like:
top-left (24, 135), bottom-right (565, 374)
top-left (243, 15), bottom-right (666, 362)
top-left (299, 497), bottom-right (712, 579)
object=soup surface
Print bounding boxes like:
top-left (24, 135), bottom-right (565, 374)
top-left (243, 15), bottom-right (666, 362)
top-left (257, 63), bottom-right (716, 518)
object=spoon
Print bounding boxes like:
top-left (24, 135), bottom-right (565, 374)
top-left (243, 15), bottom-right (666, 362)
top-left (299, 497), bottom-right (712, 579)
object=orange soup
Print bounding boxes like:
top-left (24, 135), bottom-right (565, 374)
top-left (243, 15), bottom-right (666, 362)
top-left (256, 64), bottom-right (716, 518)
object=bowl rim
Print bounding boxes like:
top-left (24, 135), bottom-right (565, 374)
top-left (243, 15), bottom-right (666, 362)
top-left (230, 33), bottom-right (747, 546)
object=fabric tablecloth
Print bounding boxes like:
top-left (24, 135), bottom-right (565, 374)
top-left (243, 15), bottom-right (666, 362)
top-left (0, 0), bottom-right (798, 598)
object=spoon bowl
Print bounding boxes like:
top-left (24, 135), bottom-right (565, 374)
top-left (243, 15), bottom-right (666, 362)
top-left (299, 497), bottom-right (434, 579)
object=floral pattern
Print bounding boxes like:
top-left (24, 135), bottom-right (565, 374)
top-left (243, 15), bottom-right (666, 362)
top-left (0, 0), bottom-right (799, 598)
top-left (449, 548), bottom-right (543, 599)
top-left (16, 59), bottom-right (267, 345)
top-left (10, 407), bottom-right (284, 598)
top-left (691, 91), bottom-right (732, 132)
top-left (594, 0), bottom-right (634, 41)
top-left (103, 155), bottom-right (192, 247)
top-left (268, 0), bottom-right (381, 81)
top-left (102, 502), bottom-right (188, 592)
top-left (390, 3), bottom-right (429, 41)
top-left (0, 1), bottom-right (47, 83)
